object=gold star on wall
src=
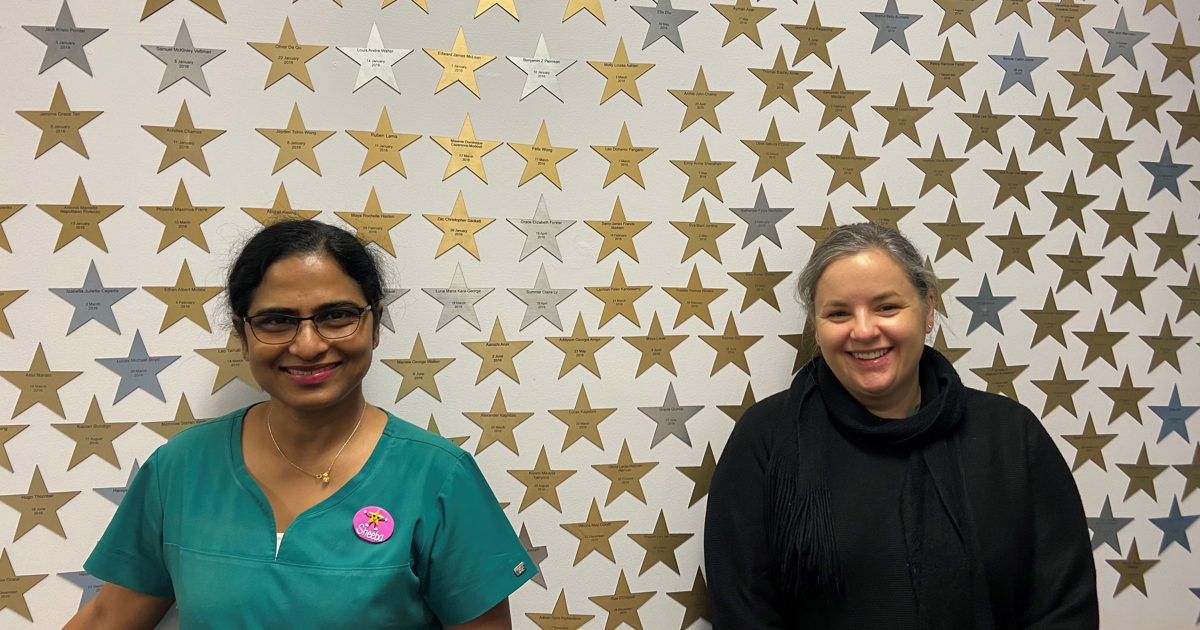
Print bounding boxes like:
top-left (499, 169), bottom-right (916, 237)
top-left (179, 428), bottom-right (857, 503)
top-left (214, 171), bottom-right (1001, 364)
top-left (1073, 312), bottom-right (1128, 370)
top-left (509, 446), bottom-right (576, 512)
top-left (629, 510), bottom-right (693, 575)
top-left (1043, 172), bottom-right (1097, 231)
top-left (749, 47), bottom-right (810, 111)
top-left (256, 103), bottom-right (334, 175)
top-left (1099, 366), bottom-right (1153, 424)
top-left (1061, 414), bottom-right (1118, 470)
top-left (549, 385), bottom-right (616, 450)
top-left (588, 38), bottom-right (654, 105)
top-left (807, 67), bottom-right (870, 130)
top-left (700, 314), bottom-right (762, 376)
top-left (1140, 316), bottom-right (1189, 372)
top-left (933, 0), bottom-right (987, 35)
top-left (986, 215), bottom-right (1045, 273)
top-left (1173, 445), bottom-right (1200, 499)
top-left (589, 571), bottom-right (655, 629)
top-left (797, 204), bottom-right (839, 248)
top-left (1059, 50), bottom-right (1113, 110)
top-left (335, 188), bottom-right (409, 257)
top-left (669, 67), bottom-right (733, 132)
top-left (587, 263), bottom-right (652, 327)
top-left (995, 0), bottom-right (1034, 25)
top-left (508, 121), bottom-right (576, 189)
top-left (909, 136), bottom-right (967, 197)
top-left (381, 334), bottom-right (455, 401)
top-left (476, 0), bottom-right (518, 19)
top-left (592, 440), bottom-right (658, 505)
top-left (1117, 445), bottom-right (1167, 500)
top-left (51, 396), bottom-right (135, 470)
top-left (622, 312), bottom-right (687, 376)
top-left (0, 204), bottom-right (21, 252)
top-left (586, 197), bottom-right (650, 262)
top-left (817, 133), bottom-right (878, 195)
top-left (740, 118), bottom-right (804, 181)
top-left (145, 395), bottom-right (208, 441)
top-left (248, 18), bottom-right (326, 90)
top-left (917, 40), bottom-right (977, 100)
top-left (729, 249), bottom-right (790, 312)
top-left (142, 101), bottom-right (224, 174)
top-left (664, 265), bottom-right (727, 328)
top-left (985, 149), bottom-right (1043, 209)
top-left (872, 84), bottom-right (932, 146)
top-left (671, 138), bottom-right (735, 201)
top-left (0, 290), bottom-right (25, 338)
top-left (1020, 289), bottom-right (1078, 347)
top-left (1119, 73), bottom-right (1171, 131)
top-left (462, 318), bottom-right (531, 384)
top-left (563, 0), bottom-right (604, 23)
top-left (852, 184), bottom-right (914, 230)
top-left (17, 83), bottom-right (101, 158)
top-left (38, 178), bottom-right (122, 252)
top-left (0, 466), bottom-right (79, 540)
top-left (1, 344), bottom-right (82, 419)
top-left (712, 0), bottom-right (775, 47)
top-left (969, 346), bottom-right (1028, 400)
top-left (241, 183), bottom-right (321, 226)
top-left (1041, 0), bottom-right (1094, 42)
top-left (431, 114), bottom-right (501, 182)
top-left (1146, 215), bottom-right (1196, 271)
top-left (1168, 94), bottom-right (1200, 146)
top-left (143, 260), bottom-right (224, 333)
top-left (781, 5), bottom-right (843, 66)
top-left (526, 591), bottom-right (595, 630)
top-left (1047, 234), bottom-right (1104, 292)
top-left (142, 0), bottom-right (225, 21)
top-left (463, 388), bottom-right (532, 455)
top-left (1020, 95), bottom-right (1077, 153)
top-left (1106, 541), bottom-right (1158, 596)
top-left (924, 201), bottom-right (982, 261)
top-left (546, 314), bottom-right (613, 378)
top-left (1154, 24), bottom-right (1199, 81)
top-left (1094, 191), bottom-right (1148, 247)
top-left (1102, 255), bottom-right (1154, 313)
top-left (1031, 358), bottom-right (1087, 416)
top-left (140, 180), bottom-right (222, 253)
top-left (671, 199), bottom-right (733, 263)
top-left (424, 191), bottom-right (495, 260)
top-left (345, 107), bottom-right (421, 176)
top-left (423, 28), bottom-right (494, 97)
top-left (0, 548), bottom-right (45, 621)
top-left (196, 332), bottom-right (257, 393)
top-left (668, 569), bottom-right (711, 630)
top-left (1080, 118), bottom-right (1133, 176)
top-left (591, 123), bottom-right (658, 188)
top-left (677, 443), bottom-right (716, 506)
top-left (1168, 268), bottom-right (1199, 322)
top-left (957, 92), bottom-right (1013, 152)
top-left (931, 328), bottom-right (969, 364)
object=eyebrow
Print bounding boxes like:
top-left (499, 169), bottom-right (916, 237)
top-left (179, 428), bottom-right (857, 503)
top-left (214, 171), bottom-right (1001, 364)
top-left (248, 300), bottom-right (362, 316)
top-left (819, 291), bottom-right (904, 307)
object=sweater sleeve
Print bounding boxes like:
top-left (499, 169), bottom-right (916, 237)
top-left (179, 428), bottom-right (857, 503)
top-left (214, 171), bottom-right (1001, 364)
top-left (1019, 410), bottom-right (1099, 629)
top-left (704, 396), bottom-right (789, 629)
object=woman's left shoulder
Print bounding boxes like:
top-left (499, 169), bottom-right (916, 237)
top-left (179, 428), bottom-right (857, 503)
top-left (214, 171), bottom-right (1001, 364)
top-left (957, 387), bottom-right (1043, 443)
top-left (376, 410), bottom-right (472, 465)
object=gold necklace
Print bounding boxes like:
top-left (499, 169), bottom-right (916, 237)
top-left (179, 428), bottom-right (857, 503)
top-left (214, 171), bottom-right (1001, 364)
top-left (266, 402), bottom-right (365, 484)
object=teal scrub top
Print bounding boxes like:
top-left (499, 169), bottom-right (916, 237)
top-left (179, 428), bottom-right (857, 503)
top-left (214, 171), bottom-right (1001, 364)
top-left (85, 406), bottom-right (535, 629)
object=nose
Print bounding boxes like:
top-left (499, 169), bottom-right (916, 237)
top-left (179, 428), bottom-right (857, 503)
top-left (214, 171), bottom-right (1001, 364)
top-left (288, 320), bottom-right (330, 359)
top-left (849, 309), bottom-right (878, 341)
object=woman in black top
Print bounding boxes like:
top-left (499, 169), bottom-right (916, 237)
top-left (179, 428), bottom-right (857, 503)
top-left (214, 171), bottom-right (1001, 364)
top-left (704, 223), bottom-right (1098, 629)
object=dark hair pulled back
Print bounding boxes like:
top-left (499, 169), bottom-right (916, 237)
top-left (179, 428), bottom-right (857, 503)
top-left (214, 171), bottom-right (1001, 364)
top-left (227, 220), bottom-right (384, 322)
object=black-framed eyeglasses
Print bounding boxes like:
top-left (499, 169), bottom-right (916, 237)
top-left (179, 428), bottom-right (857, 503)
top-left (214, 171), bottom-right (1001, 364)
top-left (241, 304), bottom-right (374, 344)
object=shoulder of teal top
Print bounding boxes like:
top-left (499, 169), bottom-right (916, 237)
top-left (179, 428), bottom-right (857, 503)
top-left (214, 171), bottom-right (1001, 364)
top-left (154, 406), bottom-right (244, 451)
top-left (378, 409), bottom-right (470, 460)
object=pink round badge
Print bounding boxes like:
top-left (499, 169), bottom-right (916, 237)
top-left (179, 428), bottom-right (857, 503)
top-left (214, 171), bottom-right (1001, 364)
top-left (353, 506), bottom-right (394, 544)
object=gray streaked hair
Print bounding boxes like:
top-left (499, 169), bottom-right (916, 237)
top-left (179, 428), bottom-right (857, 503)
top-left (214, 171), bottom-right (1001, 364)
top-left (797, 222), bottom-right (936, 315)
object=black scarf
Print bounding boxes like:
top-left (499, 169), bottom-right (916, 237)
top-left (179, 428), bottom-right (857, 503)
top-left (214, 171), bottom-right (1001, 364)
top-left (766, 346), bottom-right (995, 629)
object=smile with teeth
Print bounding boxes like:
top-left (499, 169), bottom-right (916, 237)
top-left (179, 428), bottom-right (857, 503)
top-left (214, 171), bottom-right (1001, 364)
top-left (283, 364), bottom-right (337, 375)
top-left (850, 349), bottom-right (890, 360)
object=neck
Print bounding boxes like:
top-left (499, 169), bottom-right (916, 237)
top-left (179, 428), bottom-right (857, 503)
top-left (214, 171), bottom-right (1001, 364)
top-left (862, 389), bottom-right (921, 419)
top-left (265, 393), bottom-right (366, 455)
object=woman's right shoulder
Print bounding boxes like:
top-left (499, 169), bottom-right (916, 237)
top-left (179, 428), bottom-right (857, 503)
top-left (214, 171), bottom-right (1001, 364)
top-left (724, 389), bottom-right (792, 451)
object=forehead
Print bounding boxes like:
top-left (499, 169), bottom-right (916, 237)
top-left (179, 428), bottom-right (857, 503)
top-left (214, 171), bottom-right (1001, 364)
top-left (815, 249), bottom-right (917, 301)
top-left (249, 253), bottom-right (365, 308)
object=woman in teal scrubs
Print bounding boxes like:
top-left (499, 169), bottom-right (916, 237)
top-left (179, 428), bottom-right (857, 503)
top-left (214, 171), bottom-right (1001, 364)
top-left (67, 221), bottom-right (535, 629)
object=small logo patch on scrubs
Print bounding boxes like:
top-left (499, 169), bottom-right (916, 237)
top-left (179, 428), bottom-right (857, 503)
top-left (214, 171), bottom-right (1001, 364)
top-left (353, 506), bottom-right (394, 544)
top-left (513, 562), bottom-right (526, 576)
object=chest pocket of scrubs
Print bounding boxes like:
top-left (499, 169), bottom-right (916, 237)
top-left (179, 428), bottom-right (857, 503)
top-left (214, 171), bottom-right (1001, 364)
top-left (167, 545), bottom-right (434, 630)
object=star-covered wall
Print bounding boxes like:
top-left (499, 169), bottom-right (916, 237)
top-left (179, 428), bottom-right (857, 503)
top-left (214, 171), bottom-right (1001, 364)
top-left (0, 0), bottom-right (1197, 627)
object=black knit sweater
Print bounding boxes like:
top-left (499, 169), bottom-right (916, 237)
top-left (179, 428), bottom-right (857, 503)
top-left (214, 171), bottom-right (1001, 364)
top-left (704, 357), bottom-right (1098, 629)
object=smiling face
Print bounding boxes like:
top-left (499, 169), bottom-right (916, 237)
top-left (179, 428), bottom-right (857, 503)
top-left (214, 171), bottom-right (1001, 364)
top-left (240, 252), bottom-right (379, 416)
top-left (813, 248), bottom-right (934, 418)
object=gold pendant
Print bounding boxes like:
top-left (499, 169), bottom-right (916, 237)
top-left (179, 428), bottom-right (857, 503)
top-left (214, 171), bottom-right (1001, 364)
top-left (318, 472), bottom-right (330, 483)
